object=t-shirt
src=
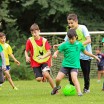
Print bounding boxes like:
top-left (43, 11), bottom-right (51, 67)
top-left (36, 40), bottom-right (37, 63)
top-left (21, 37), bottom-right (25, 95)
top-left (0, 43), bottom-right (13, 65)
top-left (25, 37), bottom-right (51, 68)
top-left (0, 45), bottom-right (3, 66)
top-left (64, 24), bottom-right (92, 60)
top-left (97, 53), bottom-right (104, 66)
top-left (58, 41), bottom-right (85, 69)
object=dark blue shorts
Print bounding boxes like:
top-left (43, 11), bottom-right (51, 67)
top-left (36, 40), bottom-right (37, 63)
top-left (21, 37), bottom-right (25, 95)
top-left (60, 67), bottom-right (78, 75)
top-left (6, 65), bottom-right (10, 70)
top-left (98, 66), bottom-right (104, 71)
top-left (33, 63), bottom-right (50, 78)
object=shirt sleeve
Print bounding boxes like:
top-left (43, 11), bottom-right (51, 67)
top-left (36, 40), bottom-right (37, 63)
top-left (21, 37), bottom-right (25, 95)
top-left (0, 45), bottom-right (3, 52)
top-left (82, 25), bottom-right (90, 37)
top-left (58, 42), bottom-right (65, 52)
top-left (45, 41), bottom-right (51, 50)
top-left (64, 35), bottom-right (69, 41)
top-left (25, 39), bottom-right (31, 51)
top-left (0, 51), bottom-right (6, 69)
top-left (8, 44), bottom-right (13, 55)
top-left (80, 43), bottom-right (85, 52)
top-left (101, 54), bottom-right (104, 58)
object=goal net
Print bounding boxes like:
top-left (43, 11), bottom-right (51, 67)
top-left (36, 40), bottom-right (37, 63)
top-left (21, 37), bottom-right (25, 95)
top-left (40, 31), bottom-right (104, 78)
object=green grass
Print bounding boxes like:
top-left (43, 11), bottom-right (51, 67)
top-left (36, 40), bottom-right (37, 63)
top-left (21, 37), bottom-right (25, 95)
top-left (0, 78), bottom-right (104, 104)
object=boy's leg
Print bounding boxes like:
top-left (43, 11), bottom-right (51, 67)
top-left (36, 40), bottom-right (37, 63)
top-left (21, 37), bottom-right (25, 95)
top-left (41, 63), bottom-right (55, 88)
top-left (97, 71), bottom-right (101, 82)
top-left (68, 70), bottom-right (74, 86)
top-left (80, 59), bottom-right (91, 92)
top-left (71, 69), bottom-right (82, 96)
top-left (51, 71), bottom-right (65, 95)
top-left (4, 70), bottom-right (16, 89)
top-left (51, 67), bottom-right (67, 95)
top-left (0, 67), bottom-right (4, 85)
top-left (33, 66), bottom-right (43, 82)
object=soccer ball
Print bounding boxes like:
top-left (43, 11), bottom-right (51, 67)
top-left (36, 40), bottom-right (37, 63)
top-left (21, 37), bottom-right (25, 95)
top-left (63, 84), bottom-right (76, 96)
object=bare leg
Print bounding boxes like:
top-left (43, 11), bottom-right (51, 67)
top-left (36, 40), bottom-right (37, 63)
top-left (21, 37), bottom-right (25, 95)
top-left (71, 71), bottom-right (82, 94)
top-left (4, 70), bottom-right (15, 89)
top-left (43, 71), bottom-right (55, 89)
top-left (55, 72), bottom-right (65, 87)
top-left (97, 71), bottom-right (101, 81)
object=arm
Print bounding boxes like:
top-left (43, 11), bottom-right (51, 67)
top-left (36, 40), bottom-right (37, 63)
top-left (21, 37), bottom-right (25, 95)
top-left (83, 50), bottom-right (100, 62)
top-left (53, 50), bottom-right (59, 58)
top-left (9, 54), bottom-right (20, 65)
top-left (53, 42), bottom-right (65, 49)
top-left (82, 25), bottom-right (91, 45)
top-left (25, 50), bottom-right (30, 63)
top-left (0, 51), bottom-right (6, 70)
top-left (83, 36), bottom-right (91, 45)
top-left (38, 50), bottom-right (51, 59)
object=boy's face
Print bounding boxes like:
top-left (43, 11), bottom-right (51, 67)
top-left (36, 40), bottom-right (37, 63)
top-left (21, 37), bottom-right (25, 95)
top-left (69, 36), bottom-right (76, 44)
top-left (95, 50), bottom-right (101, 54)
top-left (67, 19), bottom-right (78, 29)
top-left (31, 29), bottom-right (40, 39)
top-left (0, 36), bottom-right (6, 44)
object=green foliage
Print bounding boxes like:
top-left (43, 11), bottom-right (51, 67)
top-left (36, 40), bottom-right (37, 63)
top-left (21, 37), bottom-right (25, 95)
top-left (10, 44), bottom-right (34, 80)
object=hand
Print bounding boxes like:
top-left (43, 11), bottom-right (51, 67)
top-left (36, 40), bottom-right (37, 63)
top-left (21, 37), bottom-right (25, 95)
top-left (38, 56), bottom-right (44, 60)
top-left (53, 53), bottom-right (57, 58)
top-left (15, 60), bottom-right (20, 65)
top-left (95, 56), bottom-right (100, 62)
top-left (26, 56), bottom-right (30, 63)
top-left (53, 44), bottom-right (59, 49)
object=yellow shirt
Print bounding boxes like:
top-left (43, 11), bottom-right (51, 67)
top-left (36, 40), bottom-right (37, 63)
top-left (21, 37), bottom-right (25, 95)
top-left (0, 43), bottom-right (12, 65)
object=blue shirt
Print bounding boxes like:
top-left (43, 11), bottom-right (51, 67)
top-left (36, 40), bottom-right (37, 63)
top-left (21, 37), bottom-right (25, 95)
top-left (64, 24), bottom-right (92, 60)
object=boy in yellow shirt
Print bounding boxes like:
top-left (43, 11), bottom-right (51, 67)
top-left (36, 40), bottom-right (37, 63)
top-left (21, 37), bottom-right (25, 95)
top-left (0, 32), bottom-right (20, 90)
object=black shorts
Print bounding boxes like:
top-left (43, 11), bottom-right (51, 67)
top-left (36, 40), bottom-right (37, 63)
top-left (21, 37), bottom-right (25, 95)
top-left (0, 67), bottom-right (4, 84)
top-left (60, 67), bottom-right (78, 75)
top-left (98, 66), bottom-right (104, 71)
top-left (33, 63), bottom-right (50, 78)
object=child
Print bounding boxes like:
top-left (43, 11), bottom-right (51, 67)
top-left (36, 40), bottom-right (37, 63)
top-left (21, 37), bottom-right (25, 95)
top-left (0, 32), bottom-right (20, 90)
top-left (51, 29), bottom-right (100, 96)
top-left (25, 23), bottom-right (55, 92)
top-left (0, 45), bottom-right (6, 89)
top-left (95, 47), bottom-right (104, 82)
top-left (54, 13), bottom-right (92, 93)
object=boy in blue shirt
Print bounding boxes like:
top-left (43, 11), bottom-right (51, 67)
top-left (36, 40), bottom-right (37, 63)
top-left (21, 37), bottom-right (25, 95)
top-left (54, 13), bottom-right (92, 93)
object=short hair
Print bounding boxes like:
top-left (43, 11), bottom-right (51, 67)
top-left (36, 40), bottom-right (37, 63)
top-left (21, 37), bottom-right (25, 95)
top-left (30, 23), bottom-right (40, 32)
top-left (67, 13), bottom-right (78, 21)
top-left (67, 29), bottom-right (77, 39)
top-left (0, 32), bottom-right (6, 37)
top-left (95, 47), bottom-right (101, 51)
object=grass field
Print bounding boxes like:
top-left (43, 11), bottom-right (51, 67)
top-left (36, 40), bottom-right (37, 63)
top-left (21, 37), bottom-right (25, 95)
top-left (0, 78), bottom-right (104, 104)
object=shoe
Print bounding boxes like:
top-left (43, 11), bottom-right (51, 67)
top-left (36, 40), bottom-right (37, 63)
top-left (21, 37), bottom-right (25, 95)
top-left (83, 89), bottom-right (90, 93)
top-left (0, 84), bottom-right (2, 87)
top-left (51, 86), bottom-right (61, 95)
top-left (13, 87), bottom-right (18, 90)
top-left (97, 80), bottom-right (100, 83)
top-left (78, 92), bottom-right (83, 96)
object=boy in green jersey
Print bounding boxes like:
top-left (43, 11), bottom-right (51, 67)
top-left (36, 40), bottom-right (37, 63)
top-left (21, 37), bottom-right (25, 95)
top-left (0, 45), bottom-right (6, 87)
top-left (51, 29), bottom-right (100, 96)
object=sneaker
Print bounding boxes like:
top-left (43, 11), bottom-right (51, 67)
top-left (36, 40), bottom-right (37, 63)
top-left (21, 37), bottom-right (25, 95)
top-left (97, 80), bottom-right (100, 83)
top-left (83, 89), bottom-right (90, 93)
top-left (51, 86), bottom-right (61, 95)
top-left (13, 87), bottom-right (18, 90)
top-left (0, 84), bottom-right (2, 87)
top-left (78, 92), bottom-right (83, 96)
